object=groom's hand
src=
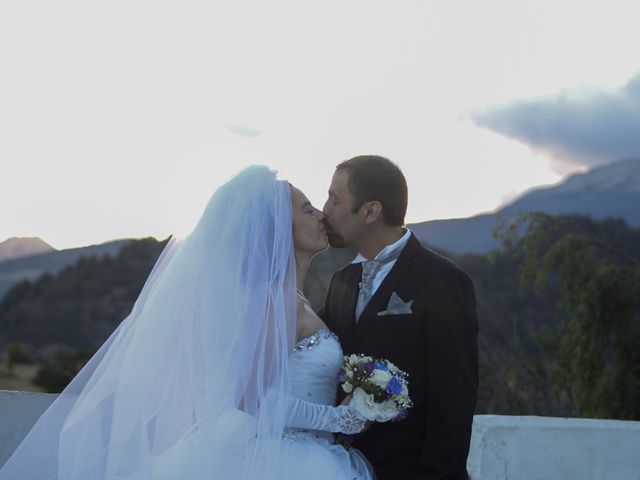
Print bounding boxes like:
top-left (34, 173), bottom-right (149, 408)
top-left (339, 394), bottom-right (373, 432)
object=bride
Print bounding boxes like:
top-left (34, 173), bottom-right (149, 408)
top-left (0, 166), bottom-right (375, 480)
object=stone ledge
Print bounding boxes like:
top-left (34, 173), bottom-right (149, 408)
top-left (2, 390), bottom-right (639, 479)
top-left (468, 415), bottom-right (640, 479)
top-left (0, 390), bottom-right (58, 466)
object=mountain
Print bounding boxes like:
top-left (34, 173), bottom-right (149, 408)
top-left (409, 157), bottom-right (640, 254)
top-left (0, 239), bottom-right (134, 300)
top-left (0, 237), bottom-right (55, 262)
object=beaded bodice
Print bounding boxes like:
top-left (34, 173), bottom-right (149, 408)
top-left (287, 329), bottom-right (343, 441)
top-left (293, 329), bottom-right (340, 353)
top-left (291, 329), bottom-right (342, 405)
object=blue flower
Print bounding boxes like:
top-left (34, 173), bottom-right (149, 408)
top-left (374, 361), bottom-right (389, 371)
top-left (336, 368), bottom-right (347, 383)
top-left (386, 377), bottom-right (403, 395)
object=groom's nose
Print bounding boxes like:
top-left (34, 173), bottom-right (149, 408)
top-left (322, 199), bottom-right (330, 216)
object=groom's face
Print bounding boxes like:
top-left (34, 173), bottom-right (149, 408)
top-left (322, 170), bottom-right (364, 248)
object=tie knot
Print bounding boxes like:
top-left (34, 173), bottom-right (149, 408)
top-left (362, 260), bottom-right (381, 277)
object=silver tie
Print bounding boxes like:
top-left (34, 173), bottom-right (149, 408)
top-left (355, 260), bottom-right (381, 321)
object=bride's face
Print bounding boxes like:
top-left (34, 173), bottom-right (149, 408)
top-left (290, 185), bottom-right (328, 255)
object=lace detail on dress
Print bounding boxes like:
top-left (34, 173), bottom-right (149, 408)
top-left (294, 329), bottom-right (340, 352)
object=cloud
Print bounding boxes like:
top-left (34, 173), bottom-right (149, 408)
top-left (227, 124), bottom-right (263, 138)
top-left (471, 73), bottom-right (640, 173)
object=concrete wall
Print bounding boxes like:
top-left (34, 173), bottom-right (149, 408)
top-left (0, 390), bottom-right (57, 467)
top-left (1, 390), bottom-right (640, 479)
top-left (467, 415), bottom-right (640, 480)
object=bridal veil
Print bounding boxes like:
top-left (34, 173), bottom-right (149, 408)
top-left (0, 166), bottom-right (298, 480)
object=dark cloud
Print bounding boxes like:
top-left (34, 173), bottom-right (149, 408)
top-left (471, 73), bottom-right (640, 172)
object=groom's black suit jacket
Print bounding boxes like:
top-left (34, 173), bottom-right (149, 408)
top-left (321, 233), bottom-right (479, 480)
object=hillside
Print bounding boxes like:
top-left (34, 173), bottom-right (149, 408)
top-left (0, 237), bottom-right (169, 353)
top-left (0, 239), bottom-right (134, 300)
top-left (409, 157), bottom-right (640, 254)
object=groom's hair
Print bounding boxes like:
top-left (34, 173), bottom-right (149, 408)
top-left (336, 155), bottom-right (407, 227)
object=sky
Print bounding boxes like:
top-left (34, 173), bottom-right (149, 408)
top-left (2, 0), bottom-right (640, 250)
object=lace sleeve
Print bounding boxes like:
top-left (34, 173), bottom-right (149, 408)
top-left (285, 395), bottom-right (367, 435)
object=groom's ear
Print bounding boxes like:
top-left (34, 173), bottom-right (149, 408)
top-left (363, 200), bottom-right (383, 225)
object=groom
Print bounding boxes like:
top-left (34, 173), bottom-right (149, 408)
top-left (320, 155), bottom-right (479, 480)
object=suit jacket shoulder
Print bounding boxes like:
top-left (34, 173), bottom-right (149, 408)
top-left (412, 240), bottom-right (470, 279)
top-left (332, 258), bottom-right (358, 279)
top-left (402, 236), bottom-right (477, 322)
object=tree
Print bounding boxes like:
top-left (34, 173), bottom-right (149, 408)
top-left (497, 213), bottom-right (640, 420)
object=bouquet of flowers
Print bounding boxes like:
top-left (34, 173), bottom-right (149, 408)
top-left (337, 354), bottom-right (413, 423)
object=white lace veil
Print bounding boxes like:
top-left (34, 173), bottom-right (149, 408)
top-left (0, 165), bottom-right (297, 480)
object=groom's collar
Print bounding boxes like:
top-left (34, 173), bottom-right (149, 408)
top-left (351, 228), bottom-right (412, 265)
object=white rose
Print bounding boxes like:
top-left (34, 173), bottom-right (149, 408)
top-left (351, 389), bottom-right (399, 422)
top-left (350, 388), bottom-right (379, 421)
top-left (371, 369), bottom-right (392, 388)
top-left (342, 382), bottom-right (353, 393)
top-left (375, 399), bottom-right (399, 422)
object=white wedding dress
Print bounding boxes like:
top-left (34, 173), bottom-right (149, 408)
top-left (150, 329), bottom-right (375, 480)
top-left (281, 328), bottom-right (374, 479)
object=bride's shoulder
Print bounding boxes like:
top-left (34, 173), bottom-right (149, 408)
top-left (295, 302), bottom-right (330, 342)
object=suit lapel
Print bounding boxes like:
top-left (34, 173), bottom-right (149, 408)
top-left (335, 263), bottom-right (361, 354)
top-left (354, 234), bottom-right (423, 350)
